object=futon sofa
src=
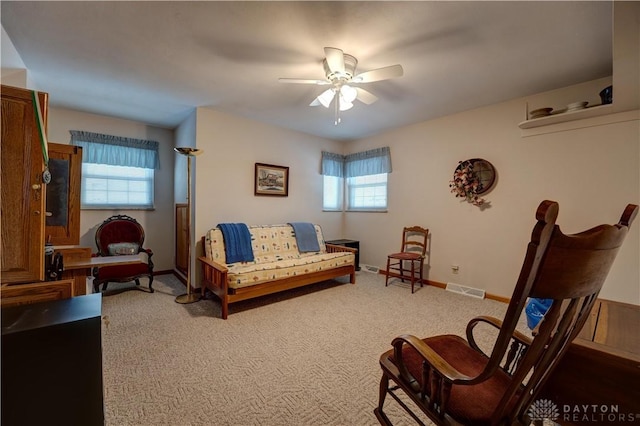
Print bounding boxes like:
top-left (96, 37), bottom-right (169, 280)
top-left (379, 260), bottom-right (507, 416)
top-left (199, 223), bottom-right (356, 319)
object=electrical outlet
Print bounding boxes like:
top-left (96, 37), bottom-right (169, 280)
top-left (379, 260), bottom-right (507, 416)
top-left (451, 265), bottom-right (459, 274)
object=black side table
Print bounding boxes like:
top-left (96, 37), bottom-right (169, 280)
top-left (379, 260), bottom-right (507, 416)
top-left (326, 239), bottom-right (360, 271)
top-left (2, 294), bottom-right (105, 426)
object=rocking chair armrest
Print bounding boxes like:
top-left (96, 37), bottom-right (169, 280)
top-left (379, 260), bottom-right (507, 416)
top-left (466, 316), bottom-right (532, 356)
top-left (392, 334), bottom-right (472, 384)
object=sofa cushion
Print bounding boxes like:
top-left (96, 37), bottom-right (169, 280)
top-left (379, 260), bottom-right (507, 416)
top-left (227, 251), bottom-right (354, 289)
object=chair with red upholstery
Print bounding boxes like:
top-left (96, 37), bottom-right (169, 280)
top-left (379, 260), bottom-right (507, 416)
top-left (93, 214), bottom-right (154, 293)
top-left (374, 200), bottom-right (638, 426)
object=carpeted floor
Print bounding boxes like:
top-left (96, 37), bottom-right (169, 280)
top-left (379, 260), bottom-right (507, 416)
top-left (101, 272), bottom-right (522, 425)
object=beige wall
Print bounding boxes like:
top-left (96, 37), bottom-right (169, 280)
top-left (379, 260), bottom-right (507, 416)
top-left (47, 107), bottom-right (176, 272)
top-left (192, 108), bottom-right (346, 262)
top-left (344, 77), bottom-right (639, 303)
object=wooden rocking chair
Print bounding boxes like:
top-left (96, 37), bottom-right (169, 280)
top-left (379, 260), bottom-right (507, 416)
top-left (374, 200), bottom-right (638, 426)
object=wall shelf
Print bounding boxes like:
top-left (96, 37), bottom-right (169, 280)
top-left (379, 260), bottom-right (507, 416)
top-left (519, 107), bottom-right (639, 137)
top-left (519, 104), bottom-right (613, 129)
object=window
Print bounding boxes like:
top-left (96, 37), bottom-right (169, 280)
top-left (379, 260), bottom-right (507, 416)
top-left (82, 163), bottom-right (154, 209)
top-left (321, 147), bottom-right (391, 212)
top-left (70, 130), bottom-right (159, 209)
top-left (347, 173), bottom-right (388, 211)
top-left (323, 175), bottom-right (343, 210)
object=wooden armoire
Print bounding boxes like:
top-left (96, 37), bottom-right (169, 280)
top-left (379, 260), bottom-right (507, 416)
top-left (0, 85), bottom-right (78, 304)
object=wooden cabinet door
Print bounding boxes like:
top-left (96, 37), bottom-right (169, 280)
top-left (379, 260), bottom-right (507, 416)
top-left (46, 143), bottom-right (82, 245)
top-left (175, 203), bottom-right (188, 275)
top-left (1, 86), bottom-right (47, 284)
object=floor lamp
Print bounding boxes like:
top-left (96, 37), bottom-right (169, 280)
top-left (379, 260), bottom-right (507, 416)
top-left (174, 147), bottom-right (203, 304)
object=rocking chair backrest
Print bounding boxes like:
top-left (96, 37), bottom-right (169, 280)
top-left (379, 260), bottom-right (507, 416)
top-left (484, 201), bottom-right (638, 424)
top-left (95, 214), bottom-right (146, 256)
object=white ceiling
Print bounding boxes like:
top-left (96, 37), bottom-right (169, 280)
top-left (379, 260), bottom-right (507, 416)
top-left (1, 1), bottom-right (612, 141)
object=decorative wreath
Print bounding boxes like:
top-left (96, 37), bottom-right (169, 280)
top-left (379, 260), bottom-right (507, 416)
top-left (449, 160), bottom-right (488, 206)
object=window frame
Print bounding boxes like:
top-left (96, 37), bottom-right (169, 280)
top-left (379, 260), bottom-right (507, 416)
top-left (346, 173), bottom-right (388, 212)
top-left (80, 163), bottom-right (155, 210)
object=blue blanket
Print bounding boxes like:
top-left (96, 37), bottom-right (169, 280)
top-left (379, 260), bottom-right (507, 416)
top-left (289, 222), bottom-right (320, 253)
top-left (218, 223), bottom-right (254, 263)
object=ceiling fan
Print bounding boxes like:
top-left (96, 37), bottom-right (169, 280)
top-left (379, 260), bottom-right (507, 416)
top-left (279, 47), bottom-right (403, 125)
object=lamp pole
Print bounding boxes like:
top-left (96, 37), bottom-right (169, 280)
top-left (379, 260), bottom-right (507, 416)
top-left (174, 147), bottom-right (203, 304)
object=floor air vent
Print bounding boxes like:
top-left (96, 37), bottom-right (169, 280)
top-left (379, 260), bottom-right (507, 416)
top-left (445, 283), bottom-right (486, 299)
top-left (361, 264), bottom-right (380, 273)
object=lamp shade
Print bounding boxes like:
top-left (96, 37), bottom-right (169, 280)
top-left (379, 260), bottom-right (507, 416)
top-left (317, 88), bottom-right (335, 108)
top-left (341, 85), bottom-right (357, 103)
top-left (174, 147), bottom-right (203, 157)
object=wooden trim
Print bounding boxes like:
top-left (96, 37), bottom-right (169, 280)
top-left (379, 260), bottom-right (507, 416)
top-left (0, 279), bottom-right (74, 308)
top-left (175, 203), bottom-right (188, 276)
top-left (486, 293), bottom-right (510, 304)
top-left (378, 270), bottom-right (511, 303)
top-left (153, 269), bottom-right (178, 277)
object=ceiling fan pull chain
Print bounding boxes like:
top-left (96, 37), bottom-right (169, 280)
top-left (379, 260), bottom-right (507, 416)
top-left (335, 90), bottom-right (340, 125)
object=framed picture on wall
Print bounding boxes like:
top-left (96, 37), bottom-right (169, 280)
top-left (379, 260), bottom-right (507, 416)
top-left (254, 163), bottom-right (289, 196)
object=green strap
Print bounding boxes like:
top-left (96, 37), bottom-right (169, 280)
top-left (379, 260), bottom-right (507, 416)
top-left (31, 90), bottom-right (49, 166)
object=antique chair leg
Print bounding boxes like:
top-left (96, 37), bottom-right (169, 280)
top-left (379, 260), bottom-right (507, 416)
top-left (374, 374), bottom-right (393, 426)
top-left (93, 281), bottom-right (100, 293)
top-left (399, 261), bottom-right (405, 282)
top-left (411, 260), bottom-right (416, 293)
top-left (135, 279), bottom-right (141, 286)
top-left (103, 282), bottom-right (109, 292)
top-left (148, 274), bottom-right (154, 293)
top-left (385, 257), bottom-right (391, 287)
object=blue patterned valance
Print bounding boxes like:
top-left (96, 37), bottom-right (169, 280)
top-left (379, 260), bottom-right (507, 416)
top-left (70, 130), bottom-right (160, 169)
top-left (322, 147), bottom-right (391, 178)
top-left (321, 151), bottom-right (345, 177)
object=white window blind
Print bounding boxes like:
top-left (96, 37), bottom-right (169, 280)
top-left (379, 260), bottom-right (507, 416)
top-left (81, 163), bottom-right (154, 209)
top-left (347, 173), bottom-right (388, 211)
top-left (323, 175), bottom-right (343, 210)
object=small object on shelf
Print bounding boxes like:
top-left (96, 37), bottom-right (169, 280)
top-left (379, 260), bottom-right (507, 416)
top-left (529, 107), bottom-right (553, 119)
top-left (566, 101), bottom-right (589, 112)
top-left (599, 85), bottom-right (613, 104)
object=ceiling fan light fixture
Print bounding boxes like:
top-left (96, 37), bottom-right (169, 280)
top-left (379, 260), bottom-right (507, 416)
top-left (341, 85), bottom-right (357, 103)
top-left (339, 101), bottom-right (353, 111)
top-left (279, 47), bottom-right (403, 125)
top-left (317, 88), bottom-right (335, 108)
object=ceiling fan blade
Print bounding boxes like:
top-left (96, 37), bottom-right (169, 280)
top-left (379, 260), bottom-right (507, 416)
top-left (279, 78), bottom-right (329, 85)
top-left (355, 88), bottom-right (378, 105)
top-left (310, 98), bottom-right (322, 107)
top-left (353, 64), bottom-right (403, 83)
top-left (324, 47), bottom-right (345, 75)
